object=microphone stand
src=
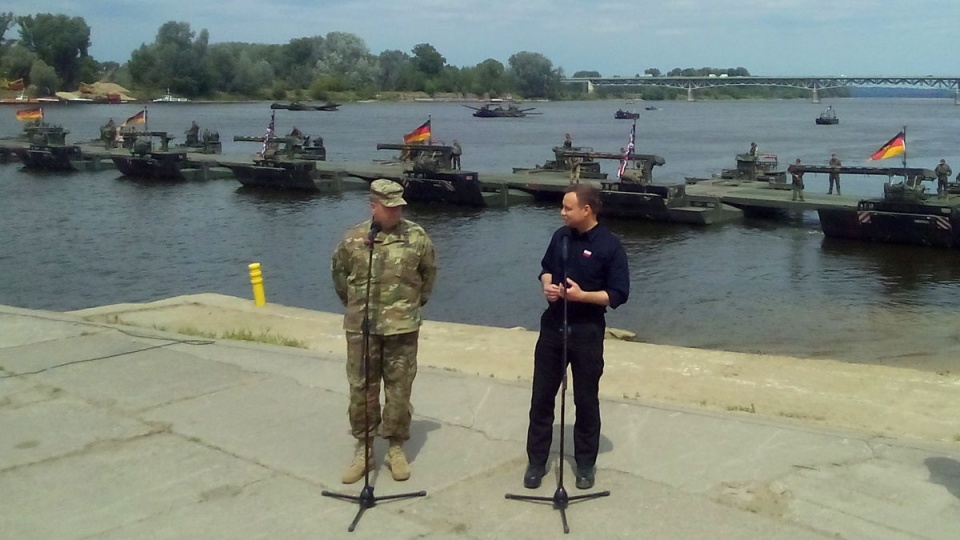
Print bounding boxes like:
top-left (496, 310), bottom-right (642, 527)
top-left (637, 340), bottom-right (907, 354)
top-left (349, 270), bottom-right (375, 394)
top-left (322, 223), bottom-right (426, 532)
top-left (505, 234), bottom-right (610, 534)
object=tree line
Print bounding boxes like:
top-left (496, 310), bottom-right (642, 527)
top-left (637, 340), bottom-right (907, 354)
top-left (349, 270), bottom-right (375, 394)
top-left (0, 14), bottom-right (565, 100)
top-left (0, 12), bottom-right (843, 102)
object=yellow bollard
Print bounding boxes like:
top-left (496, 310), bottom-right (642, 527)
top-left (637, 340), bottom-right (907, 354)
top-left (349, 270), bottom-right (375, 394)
top-left (248, 262), bottom-right (266, 307)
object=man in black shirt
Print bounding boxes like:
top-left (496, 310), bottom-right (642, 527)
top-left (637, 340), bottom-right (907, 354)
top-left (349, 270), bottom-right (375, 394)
top-left (523, 184), bottom-right (630, 490)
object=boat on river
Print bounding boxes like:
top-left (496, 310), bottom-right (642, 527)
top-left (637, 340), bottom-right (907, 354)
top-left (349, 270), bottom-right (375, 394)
top-left (270, 101), bottom-right (340, 111)
top-left (152, 89), bottom-right (190, 103)
top-left (615, 109), bottom-right (640, 120)
top-left (685, 152), bottom-right (788, 186)
top-left (177, 122), bottom-right (222, 154)
top-left (815, 166), bottom-right (960, 247)
top-left (12, 125), bottom-right (85, 171)
top-left (816, 106), bottom-right (839, 125)
top-left (513, 146), bottom-right (608, 180)
top-left (463, 100), bottom-right (537, 118)
top-left (225, 155), bottom-right (320, 190)
top-left (111, 133), bottom-right (196, 180)
top-left (371, 142), bottom-right (491, 206)
top-left (512, 147), bottom-right (740, 224)
top-left (222, 130), bottom-right (328, 190)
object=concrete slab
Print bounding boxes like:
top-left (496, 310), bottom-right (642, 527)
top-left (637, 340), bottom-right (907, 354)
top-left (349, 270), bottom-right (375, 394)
top-left (142, 376), bottom-right (352, 486)
top-left (0, 375), bottom-right (48, 407)
top-left (782, 458), bottom-right (960, 540)
top-left (408, 369), bottom-right (531, 442)
top-left (0, 435), bottom-right (272, 540)
top-left (0, 332), bottom-right (154, 375)
top-left (21, 337), bottom-right (269, 413)
top-left (599, 400), bottom-right (874, 493)
top-left (92, 475), bottom-right (434, 540)
top-left (405, 464), bottom-right (829, 540)
top-left (0, 310), bottom-right (106, 349)
top-left (4, 301), bottom-right (960, 538)
top-left (0, 395), bottom-right (153, 469)
top-left (164, 338), bottom-right (345, 395)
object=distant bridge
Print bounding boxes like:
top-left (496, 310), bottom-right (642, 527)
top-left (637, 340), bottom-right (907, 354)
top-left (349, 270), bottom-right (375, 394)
top-left (562, 76), bottom-right (960, 103)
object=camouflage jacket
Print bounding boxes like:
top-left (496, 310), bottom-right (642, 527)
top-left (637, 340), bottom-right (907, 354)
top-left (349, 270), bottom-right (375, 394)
top-left (935, 163), bottom-right (952, 179)
top-left (331, 219), bottom-right (437, 335)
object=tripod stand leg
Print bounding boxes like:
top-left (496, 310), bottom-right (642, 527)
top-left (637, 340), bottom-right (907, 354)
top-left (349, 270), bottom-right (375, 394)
top-left (348, 506), bottom-right (368, 533)
top-left (347, 486), bottom-right (379, 532)
top-left (558, 508), bottom-right (570, 534)
top-left (376, 490), bottom-right (427, 502)
top-left (568, 490), bottom-right (611, 502)
top-left (554, 486), bottom-right (570, 534)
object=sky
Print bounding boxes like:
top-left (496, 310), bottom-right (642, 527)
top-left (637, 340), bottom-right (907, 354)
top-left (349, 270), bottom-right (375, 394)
top-left (9, 0), bottom-right (960, 77)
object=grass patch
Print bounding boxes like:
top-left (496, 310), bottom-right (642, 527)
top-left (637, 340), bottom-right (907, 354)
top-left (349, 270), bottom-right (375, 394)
top-left (727, 403), bottom-right (756, 414)
top-left (218, 328), bottom-right (308, 349)
top-left (778, 411), bottom-right (826, 421)
top-left (172, 326), bottom-right (217, 339)
top-left (147, 324), bottom-right (306, 348)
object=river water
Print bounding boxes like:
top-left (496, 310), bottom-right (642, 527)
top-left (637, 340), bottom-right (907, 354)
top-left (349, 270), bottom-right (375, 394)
top-left (3, 98), bottom-right (960, 371)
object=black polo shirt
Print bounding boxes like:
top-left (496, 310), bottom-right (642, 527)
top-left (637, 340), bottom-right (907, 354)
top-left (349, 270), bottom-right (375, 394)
top-left (539, 223), bottom-right (630, 326)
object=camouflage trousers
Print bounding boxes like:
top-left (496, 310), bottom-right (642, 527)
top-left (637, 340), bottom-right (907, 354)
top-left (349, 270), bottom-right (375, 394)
top-left (345, 331), bottom-right (419, 441)
top-left (568, 159), bottom-right (581, 183)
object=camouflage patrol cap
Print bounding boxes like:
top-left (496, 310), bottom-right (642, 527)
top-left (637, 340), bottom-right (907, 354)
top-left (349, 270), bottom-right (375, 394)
top-left (370, 179), bottom-right (407, 207)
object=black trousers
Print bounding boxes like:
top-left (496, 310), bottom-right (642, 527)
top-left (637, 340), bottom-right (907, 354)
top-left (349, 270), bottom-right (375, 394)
top-left (525, 318), bottom-right (605, 468)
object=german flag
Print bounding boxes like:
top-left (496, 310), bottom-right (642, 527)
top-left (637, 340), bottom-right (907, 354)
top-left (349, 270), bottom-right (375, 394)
top-left (122, 109), bottom-right (147, 127)
top-left (15, 107), bottom-right (42, 121)
top-left (869, 131), bottom-right (906, 160)
top-left (403, 120), bottom-right (431, 144)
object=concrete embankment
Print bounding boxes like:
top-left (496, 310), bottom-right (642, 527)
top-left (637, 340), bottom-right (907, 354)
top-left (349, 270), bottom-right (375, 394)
top-left (2, 294), bottom-right (959, 539)
top-left (73, 293), bottom-right (960, 444)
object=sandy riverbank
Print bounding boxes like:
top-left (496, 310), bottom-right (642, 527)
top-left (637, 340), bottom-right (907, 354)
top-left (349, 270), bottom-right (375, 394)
top-left (71, 293), bottom-right (960, 445)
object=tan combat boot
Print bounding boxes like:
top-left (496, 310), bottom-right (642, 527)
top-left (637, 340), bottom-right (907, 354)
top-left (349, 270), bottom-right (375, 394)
top-left (341, 440), bottom-right (374, 484)
top-left (387, 439), bottom-right (410, 481)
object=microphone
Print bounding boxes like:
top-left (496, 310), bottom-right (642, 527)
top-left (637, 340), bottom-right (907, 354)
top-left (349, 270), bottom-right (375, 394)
top-left (366, 221), bottom-right (382, 245)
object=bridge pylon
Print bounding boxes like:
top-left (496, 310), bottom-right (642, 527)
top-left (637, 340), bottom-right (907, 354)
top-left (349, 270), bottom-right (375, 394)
top-left (811, 86), bottom-right (820, 104)
top-left (686, 84), bottom-right (695, 102)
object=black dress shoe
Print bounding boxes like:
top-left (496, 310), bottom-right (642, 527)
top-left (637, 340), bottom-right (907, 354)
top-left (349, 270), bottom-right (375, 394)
top-left (575, 465), bottom-right (595, 490)
top-left (523, 463), bottom-right (546, 489)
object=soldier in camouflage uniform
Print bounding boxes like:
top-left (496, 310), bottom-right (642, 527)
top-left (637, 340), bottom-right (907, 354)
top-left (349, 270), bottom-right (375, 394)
top-left (935, 159), bottom-right (952, 197)
top-left (331, 179), bottom-right (437, 484)
top-left (828, 153), bottom-right (842, 195)
top-left (788, 158), bottom-right (805, 202)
